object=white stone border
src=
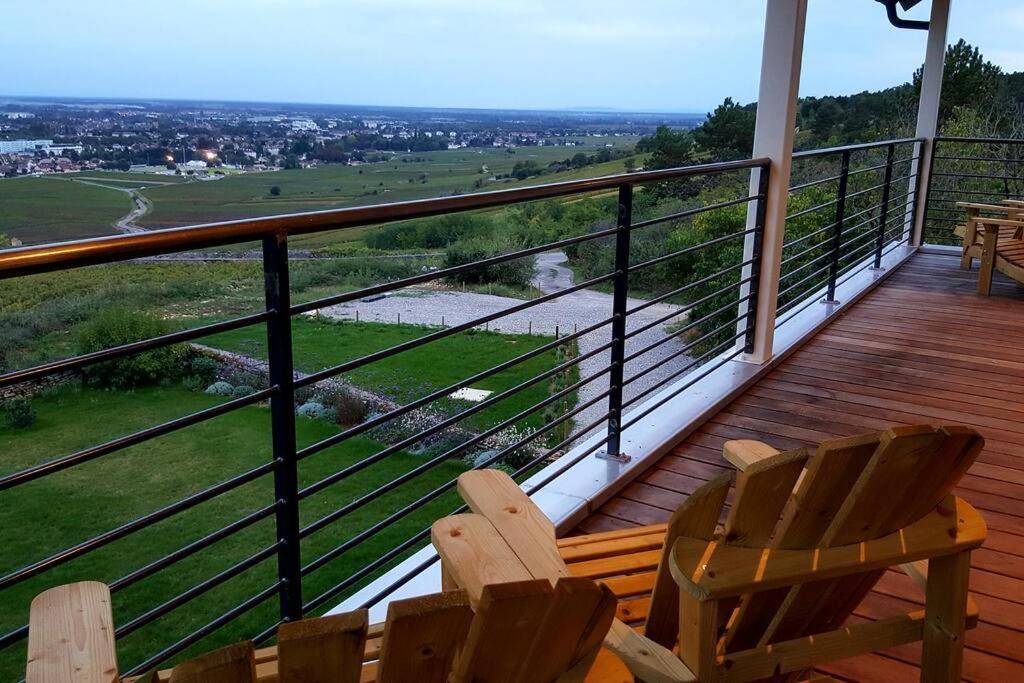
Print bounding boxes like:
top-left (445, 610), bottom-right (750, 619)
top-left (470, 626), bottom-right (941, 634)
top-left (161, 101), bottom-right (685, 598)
top-left (330, 245), bottom-right (918, 623)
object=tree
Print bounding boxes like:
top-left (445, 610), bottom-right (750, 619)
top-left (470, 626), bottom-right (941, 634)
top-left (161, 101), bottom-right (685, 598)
top-left (693, 98), bottom-right (756, 161)
top-left (269, 185), bottom-right (282, 196)
top-left (639, 125), bottom-right (693, 169)
top-left (915, 39), bottom-right (1006, 128)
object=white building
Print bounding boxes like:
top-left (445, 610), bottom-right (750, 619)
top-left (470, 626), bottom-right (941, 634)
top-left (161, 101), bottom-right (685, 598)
top-left (0, 139), bottom-right (53, 154)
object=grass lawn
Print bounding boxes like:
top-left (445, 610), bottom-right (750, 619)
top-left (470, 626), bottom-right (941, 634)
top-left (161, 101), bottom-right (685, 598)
top-left (204, 316), bottom-right (568, 431)
top-left (0, 176), bottom-right (130, 244)
top-left (0, 258), bottom-right (440, 373)
top-left (0, 384), bottom-right (467, 678)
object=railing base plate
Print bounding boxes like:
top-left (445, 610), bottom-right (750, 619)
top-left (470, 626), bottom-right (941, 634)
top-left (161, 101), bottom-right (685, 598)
top-left (819, 298), bottom-right (841, 306)
top-left (596, 449), bottom-right (631, 463)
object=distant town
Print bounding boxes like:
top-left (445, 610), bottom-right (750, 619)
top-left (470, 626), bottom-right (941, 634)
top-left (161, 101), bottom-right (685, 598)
top-left (0, 97), bottom-right (703, 179)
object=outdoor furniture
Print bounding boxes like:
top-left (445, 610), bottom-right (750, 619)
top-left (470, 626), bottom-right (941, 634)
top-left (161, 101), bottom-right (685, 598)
top-left (955, 201), bottom-right (1024, 294)
top-left (444, 424), bottom-right (987, 682)
top-left (26, 577), bottom-right (616, 683)
top-left (25, 424), bottom-right (986, 682)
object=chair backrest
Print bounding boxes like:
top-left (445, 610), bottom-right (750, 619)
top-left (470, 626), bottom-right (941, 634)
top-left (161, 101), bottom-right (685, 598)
top-left (652, 424), bottom-right (983, 656)
top-left (27, 578), bottom-right (614, 683)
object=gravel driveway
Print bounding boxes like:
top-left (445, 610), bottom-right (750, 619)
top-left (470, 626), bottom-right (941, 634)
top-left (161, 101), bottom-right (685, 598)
top-left (317, 251), bottom-right (694, 446)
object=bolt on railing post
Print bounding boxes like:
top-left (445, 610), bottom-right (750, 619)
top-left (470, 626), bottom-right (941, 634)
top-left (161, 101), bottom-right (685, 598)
top-left (873, 144), bottom-right (896, 269)
top-left (262, 233), bottom-right (303, 623)
top-left (743, 164), bottom-right (771, 354)
top-left (823, 149), bottom-right (850, 304)
top-left (601, 183), bottom-right (632, 463)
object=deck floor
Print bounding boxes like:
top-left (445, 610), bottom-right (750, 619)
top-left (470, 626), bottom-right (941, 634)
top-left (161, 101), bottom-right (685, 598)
top-left (576, 253), bottom-right (1024, 681)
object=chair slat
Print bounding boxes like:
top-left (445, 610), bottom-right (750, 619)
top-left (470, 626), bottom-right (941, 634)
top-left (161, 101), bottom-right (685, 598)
top-left (277, 610), bottom-right (368, 683)
top-left (521, 578), bottom-right (617, 682)
top-left (450, 579), bottom-right (555, 683)
top-left (26, 581), bottom-right (119, 683)
top-left (168, 642), bottom-right (255, 683)
top-left (376, 591), bottom-right (473, 683)
top-left (723, 449), bottom-right (808, 547)
top-left (645, 472), bottom-right (732, 648)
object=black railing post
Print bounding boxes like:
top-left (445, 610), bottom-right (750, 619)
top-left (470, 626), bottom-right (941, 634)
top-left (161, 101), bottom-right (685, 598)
top-left (743, 164), bottom-right (771, 354)
top-left (823, 150), bottom-right (851, 304)
top-left (873, 144), bottom-right (896, 269)
top-left (262, 233), bottom-right (303, 622)
top-left (602, 183), bottom-right (632, 462)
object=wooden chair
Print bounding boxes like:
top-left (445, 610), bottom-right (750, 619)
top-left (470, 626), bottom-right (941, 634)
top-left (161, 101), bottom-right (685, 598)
top-left (26, 576), bottom-right (617, 682)
top-left (955, 201), bottom-right (1024, 294)
top-left (441, 424), bottom-right (987, 682)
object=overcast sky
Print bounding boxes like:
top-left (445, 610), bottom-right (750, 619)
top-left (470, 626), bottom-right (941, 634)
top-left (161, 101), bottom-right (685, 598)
top-left (2, 1), bottom-right (1022, 112)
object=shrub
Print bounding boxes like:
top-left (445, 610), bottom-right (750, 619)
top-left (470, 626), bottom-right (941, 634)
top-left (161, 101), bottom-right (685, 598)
top-left (269, 185), bottom-right (281, 196)
top-left (2, 398), bottom-right (36, 429)
top-left (205, 381), bottom-right (234, 396)
top-left (444, 235), bottom-right (534, 288)
top-left (296, 401), bottom-right (333, 421)
top-left (185, 355), bottom-right (219, 385)
top-left (76, 309), bottom-right (187, 389)
top-left (221, 367), bottom-right (267, 390)
top-left (315, 385), bottom-right (367, 426)
top-left (231, 385), bottom-right (256, 398)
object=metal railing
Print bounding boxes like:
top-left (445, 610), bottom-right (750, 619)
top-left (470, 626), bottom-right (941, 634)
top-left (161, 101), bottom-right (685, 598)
top-left (0, 158), bottom-right (769, 675)
top-left (923, 136), bottom-right (1024, 245)
top-left (775, 137), bottom-right (924, 324)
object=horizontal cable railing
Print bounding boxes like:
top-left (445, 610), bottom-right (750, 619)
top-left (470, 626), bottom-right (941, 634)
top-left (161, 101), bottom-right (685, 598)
top-left (924, 136), bottom-right (1024, 245)
top-left (776, 137), bottom-right (923, 322)
top-left (0, 158), bottom-right (773, 676)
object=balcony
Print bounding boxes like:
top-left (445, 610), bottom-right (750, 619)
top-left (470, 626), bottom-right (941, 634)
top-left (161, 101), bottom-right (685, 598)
top-left (6, 3), bottom-right (1024, 682)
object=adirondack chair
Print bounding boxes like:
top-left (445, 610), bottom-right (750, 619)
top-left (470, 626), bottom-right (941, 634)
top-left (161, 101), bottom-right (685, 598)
top-left (440, 424), bottom-right (987, 682)
top-left (955, 200), bottom-right (1024, 294)
top-left (26, 576), bottom-right (617, 682)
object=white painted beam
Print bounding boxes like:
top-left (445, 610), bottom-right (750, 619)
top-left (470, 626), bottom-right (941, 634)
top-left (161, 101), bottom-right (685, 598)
top-left (908, 0), bottom-right (952, 245)
top-left (740, 0), bottom-right (809, 364)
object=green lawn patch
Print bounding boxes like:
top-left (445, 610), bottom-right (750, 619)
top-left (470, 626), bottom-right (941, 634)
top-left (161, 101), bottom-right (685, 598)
top-left (205, 317), bottom-right (568, 431)
top-left (0, 384), bottom-right (466, 677)
top-left (0, 176), bottom-right (130, 244)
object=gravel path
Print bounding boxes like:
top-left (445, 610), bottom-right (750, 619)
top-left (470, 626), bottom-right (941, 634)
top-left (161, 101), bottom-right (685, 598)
top-left (317, 250), bottom-right (693, 444)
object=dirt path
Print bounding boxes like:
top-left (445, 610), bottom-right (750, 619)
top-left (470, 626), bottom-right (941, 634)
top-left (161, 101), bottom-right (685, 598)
top-left (68, 178), bottom-right (151, 234)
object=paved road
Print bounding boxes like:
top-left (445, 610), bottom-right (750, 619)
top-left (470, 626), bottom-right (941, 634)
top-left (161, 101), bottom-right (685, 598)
top-left (317, 250), bottom-right (694, 445)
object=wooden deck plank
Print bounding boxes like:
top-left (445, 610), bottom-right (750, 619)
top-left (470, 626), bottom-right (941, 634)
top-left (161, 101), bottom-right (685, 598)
top-left (573, 253), bottom-right (1024, 681)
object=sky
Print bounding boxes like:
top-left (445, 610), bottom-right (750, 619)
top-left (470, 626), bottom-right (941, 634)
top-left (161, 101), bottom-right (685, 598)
top-left (2, 0), bottom-right (1023, 113)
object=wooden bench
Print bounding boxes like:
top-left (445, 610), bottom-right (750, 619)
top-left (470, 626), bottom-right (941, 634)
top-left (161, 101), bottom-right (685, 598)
top-left (955, 201), bottom-right (1024, 294)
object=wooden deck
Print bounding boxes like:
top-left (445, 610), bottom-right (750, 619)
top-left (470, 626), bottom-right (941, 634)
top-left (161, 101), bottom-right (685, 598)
top-left (575, 253), bottom-right (1024, 681)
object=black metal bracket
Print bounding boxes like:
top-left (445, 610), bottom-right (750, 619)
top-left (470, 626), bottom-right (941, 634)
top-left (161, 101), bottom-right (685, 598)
top-left (874, 0), bottom-right (928, 31)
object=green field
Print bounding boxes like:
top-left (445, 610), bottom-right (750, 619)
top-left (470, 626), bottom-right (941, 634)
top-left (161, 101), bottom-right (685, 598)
top-left (205, 316), bottom-right (568, 429)
top-left (0, 138), bottom-right (639, 247)
top-left (0, 176), bottom-right (131, 244)
top-left (0, 384), bottom-right (468, 677)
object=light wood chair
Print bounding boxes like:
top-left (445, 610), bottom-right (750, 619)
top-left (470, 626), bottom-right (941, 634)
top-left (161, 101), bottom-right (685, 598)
top-left (26, 577), bottom-right (616, 682)
top-left (955, 201), bottom-right (1024, 294)
top-left (441, 424), bottom-right (987, 682)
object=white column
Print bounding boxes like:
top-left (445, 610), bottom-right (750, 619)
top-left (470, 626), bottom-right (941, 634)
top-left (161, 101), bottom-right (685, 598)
top-left (908, 0), bottom-right (952, 245)
top-left (739, 0), bottom-right (808, 364)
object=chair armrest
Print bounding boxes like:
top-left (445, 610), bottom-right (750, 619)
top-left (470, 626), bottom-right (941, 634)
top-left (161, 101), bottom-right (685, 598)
top-left (723, 440), bottom-right (780, 471)
top-left (955, 201), bottom-right (1016, 213)
top-left (976, 217), bottom-right (1024, 230)
top-left (670, 496), bottom-right (986, 601)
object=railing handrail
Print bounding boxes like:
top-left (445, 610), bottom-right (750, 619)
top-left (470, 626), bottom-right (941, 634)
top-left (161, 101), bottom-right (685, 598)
top-left (935, 135), bottom-right (1024, 145)
top-left (0, 157), bottom-right (769, 278)
top-left (792, 136), bottom-right (924, 161)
